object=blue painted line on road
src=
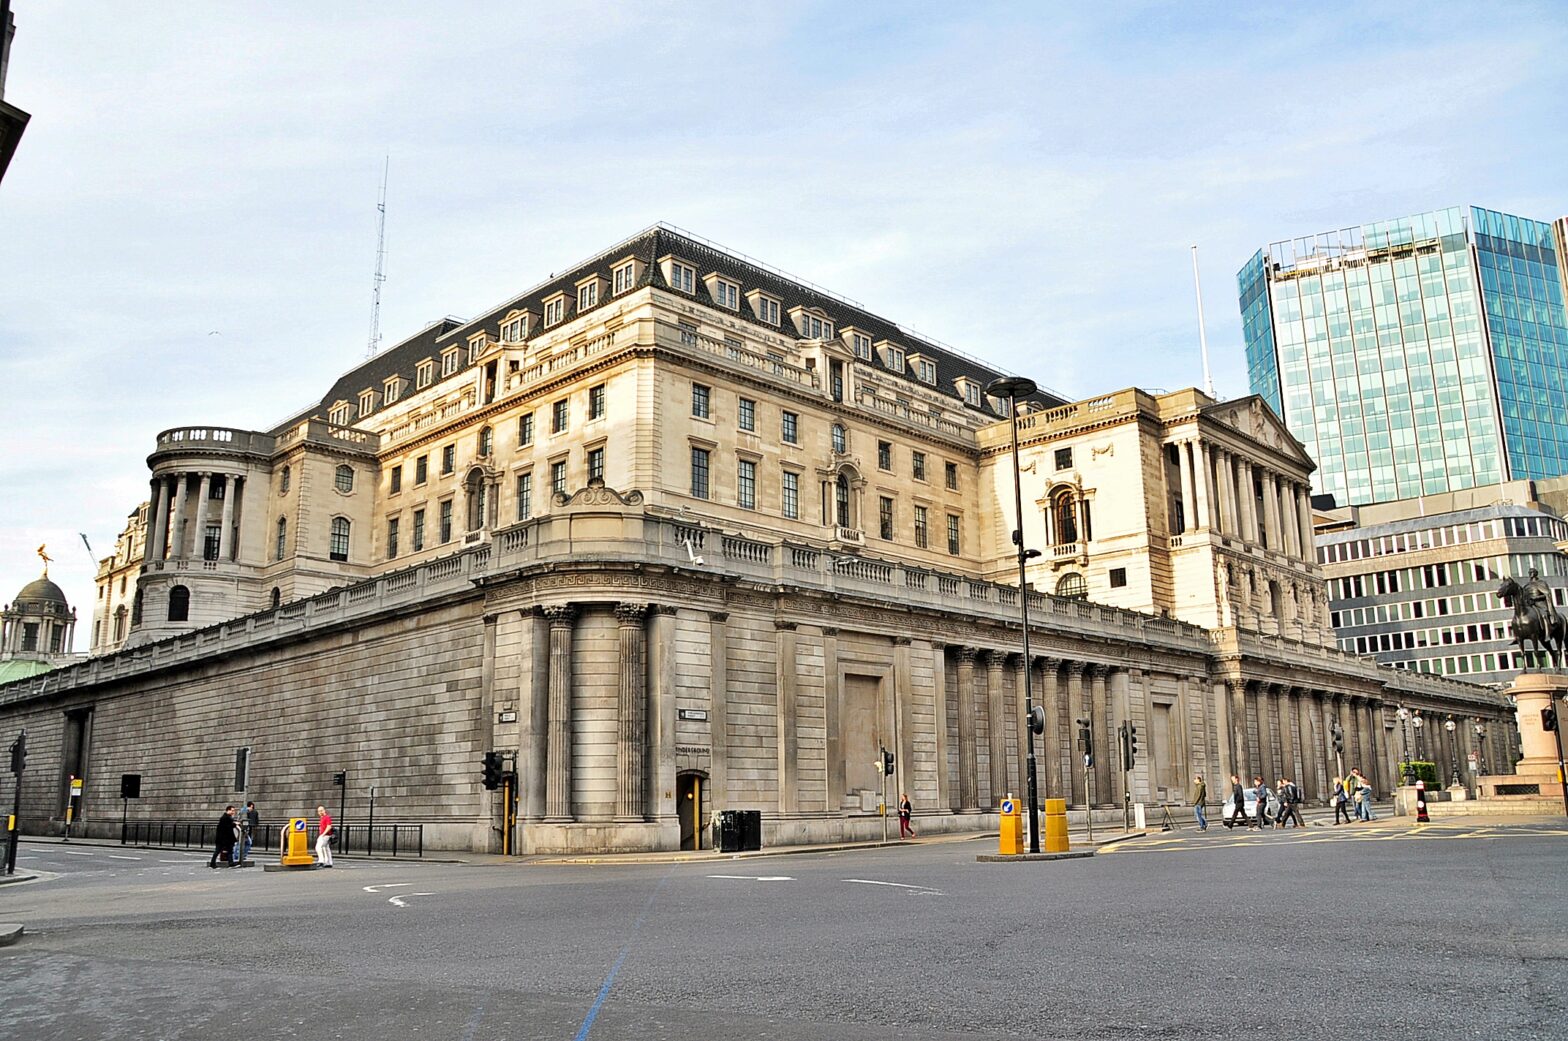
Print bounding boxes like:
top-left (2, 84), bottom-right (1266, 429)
top-left (460, 999), bottom-right (485, 1041)
top-left (573, 871), bottom-right (672, 1041)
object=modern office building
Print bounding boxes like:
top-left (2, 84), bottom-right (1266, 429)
top-left (1240, 205), bottom-right (1568, 507)
top-left (1316, 478), bottom-right (1568, 687)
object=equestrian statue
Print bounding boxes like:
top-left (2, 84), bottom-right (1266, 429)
top-left (1498, 568), bottom-right (1567, 671)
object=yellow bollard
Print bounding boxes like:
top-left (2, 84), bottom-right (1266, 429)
top-left (1042, 798), bottom-right (1070, 853)
top-left (998, 798), bottom-right (1023, 855)
top-left (279, 817), bottom-right (316, 867)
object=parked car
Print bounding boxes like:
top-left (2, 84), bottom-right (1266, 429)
top-left (1221, 786), bottom-right (1280, 826)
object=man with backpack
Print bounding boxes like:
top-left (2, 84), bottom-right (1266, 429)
top-left (1224, 774), bottom-right (1247, 829)
top-left (1275, 776), bottom-right (1304, 828)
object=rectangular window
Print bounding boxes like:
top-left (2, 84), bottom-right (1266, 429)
top-left (416, 361), bottom-right (433, 389)
top-left (692, 383), bottom-right (711, 419)
top-left (679, 320), bottom-right (697, 345)
top-left (439, 501), bottom-right (453, 543)
top-left (385, 379), bottom-right (403, 405)
top-left (358, 391), bottom-right (375, 417)
top-left (588, 447), bottom-right (605, 483)
top-left (386, 517), bottom-right (400, 559)
top-left (878, 441), bottom-right (892, 471)
top-left (551, 460), bottom-right (567, 496)
top-left (518, 412), bottom-right (534, 446)
top-left (947, 514), bottom-right (961, 555)
top-left (589, 384), bottom-right (606, 420)
top-left (613, 262), bottom-right (636, 294)
top-left (670, 261), bottom-right (696, 293)
top-left (544, 297), bottom-right (565, 326)
top-left (738, 397), bottom-right (756, 432)
top-left (441, 349), bottom-right (459, 376)
top-left (782, 471), bottom-right (799, 519)
top-left (914, 506), bottom-right (929, 549)
top-left (1055, 448), bottom-right (1073, 470)
top-left (738, 459), bottom-right (756, 509)
top-left (757, 296), bottom-right (780, 325)
top-left (500, 316), bottom-right (525, 343)
top-left (552, 399), bottom-right (569, 434)
top-left (853, 333), bottom-right (872, 360)
top-left (516, 473), bottom-right (532, 520)
top-left (441, 445), bottom-right (455, 474)
top-left (945, 461), bottom-right (958, 490)
top-left (203, 524), bottom-right (221, 561)
top-left (1109, 567), bottom-right (1127, 588)
top-left (714, 279), bottom-right (739, 310)
top-left (577, 282), bottom-right (598, 311)
top-left (912, 451), bottom-right (927, 481)
top-left (329, 521), bottom-right (350, 561)
top-left (916, 358), bottom-right (937, 384)
top-left (390, 466), bottom-right (402, 494)
top-left (879, 497), bottom-right (894, 540)
top-left (887, 347), bottom-right (905, 373)
top-left (782, 410), bottom-right (799, 444)
top-left (415, 455), bottom-right (428, 484)
top-left (412, 509), bottom-right (425, 551)
top-left (691, 447), bottom-right (711, 499)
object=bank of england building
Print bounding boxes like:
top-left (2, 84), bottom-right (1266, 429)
top-left (0, 225), bottom-right (1514, 852)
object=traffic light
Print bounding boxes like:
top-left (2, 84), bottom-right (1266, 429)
top-left (1543, 707), bottom-right (1559, 733)
top-left (1331, 722), bottom-right (1344, 754)
top-left (332, 771), bottom-right (347, 788)
top-left (1126, 724), bottom-right (1139, 769)
top-left (1076, 718), bottom-right (1093, 767)
top-left (8, 731), bottom-right (25, 775)
top-left (481, 751), bottom-right (504, 790)
top-left (882, 749), bottom-right (895, 777)
top-left (1027, 705), bottom-right (1045, 735)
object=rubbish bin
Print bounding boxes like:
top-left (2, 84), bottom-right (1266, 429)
top-left (713, 810), bottom-right (743, 852)
top-left (739, 810), bottom-right (762, 851)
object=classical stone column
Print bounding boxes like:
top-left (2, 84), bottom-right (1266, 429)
top-left (217, 475), bottom-right (236, 563)
top-left (543, 605), bottom-right (577, 822)
top-left (170, 473), bottom-right (189, 559)
top-left (1066, 661), bottom-right (1087, 806)
top-left (1216, 451), bottom-right (1236, 536)
top-left (1297, 486), bottom-right (1315, 563)
top-left (895, 637), bottom-right (916, 813)
top-left (1295, 689), bottom-right (1319, 801)
top-left (1039, 656), bottom-right (1062, 799)
top-left (1193, 441), bottom-right (1212, 529)
top-left (1012, 653), bottom-right (1029, 803)
top-left (776, 622), bottom-right (800, 816)
top-left (1178, 441), bottom-right (1197, 533)
top-left (615, 603), bottom-right (648, 821)
top-left (1237, 461), bottom-right (1256, 544)
top-left (1229, 680), bottom-right (1251, 783)
top-left (147, 478), bottom-right (169, 563)
top-left (193, 472), bottom-right (212, 558)
top-left (1110, 666), bottom-right (1133, 805)
top-left (1091, 665), bottom-right (1112, 807)
top-left (1276, 685), bottom-right (1298, 783)
top-left (705, 611), bottom-right (728, 810)
top-left (523, 610), bottom-right (550, 822)
top-left (984, 650), bottom-right (1007, 805)
top-left (956, 647), bottom-right (980, 812)
top-left (934, 646), bottom-right (953, 811)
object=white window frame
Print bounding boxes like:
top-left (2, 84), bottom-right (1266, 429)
top-left (543, 295), bottom-right (566, 327)
top-left (441, 348), bottom-right (460, 376)
top-left (853, 333), bottom-right (872, 360)
top-left (416, 360), bottom-right (434, 389)
top-left (500, 315), bottom-right (526, 343)
top-left (577, 281), bottom-right (599, 311)
top-left (669, 261), bottom-right (696, 293)
top-left (714, 278), bottom-right (739, 310)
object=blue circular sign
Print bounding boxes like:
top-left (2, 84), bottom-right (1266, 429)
top-left (293, 819), bottom-right (307, 831)
top-left (1001, 799), bottom-right (1016, 815)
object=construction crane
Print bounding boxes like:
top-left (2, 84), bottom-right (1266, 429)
top-left (366, 157), bottom-right (389, 358)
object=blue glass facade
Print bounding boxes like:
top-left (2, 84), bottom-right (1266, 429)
top-left (1240, 205), bottom-right (1567, 506)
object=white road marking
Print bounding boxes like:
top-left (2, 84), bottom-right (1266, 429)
top-left (107, 855), bottom-right (141, 861)
top-left (362, 883), bottom-right (414, 893)
top-left (842, 879), bottom-right (942, 893)
top-left (157, 860), bottom-right (189, 864)
top-left (387, 892), bottom-right (434, 908)
top-left (706, 874), bottom-right (794, 881)
top-left (59, 850), bottom-right (94, 857)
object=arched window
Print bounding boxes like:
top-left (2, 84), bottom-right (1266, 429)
top-left (131, 588), bottom-right (143, 626)
top-left (1056, 573), bottom-right (1086, 600)
top-left (831, 424), bottom-right (846, 454)
top-left (329, 517), bottom-right (351, 562)
top-left (1052, 489), bottom-right (1078, 545)
top-left (275, 517), bottom-right (287, 561)
top-left (335, 464), bottom-right (354, 493)
top-left (280, 465), bottom-right (291, 494)
top-left (270, 587), bottom-right (281, 610)
top-left (466, 470), bottom-right (488, 531)
top-left (167, 585), bottom-right (190, 622)
top-left (113, 606), bottom-right (127, 641)
top-left (835, 473), bottom-right (851, 528)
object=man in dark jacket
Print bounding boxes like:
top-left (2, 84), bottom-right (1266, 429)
top-left (1224, 774), bottom-right (1247, 829)
top-left (210, 805), bottom-right (238, 868)
top-left (1251, 776), bottom-right (1273, 830)
top-left (1276, 777), bottom-right (1304, 828)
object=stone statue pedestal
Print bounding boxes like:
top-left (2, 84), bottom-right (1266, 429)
top-left (1476, 673), bottom-right (1566, 804)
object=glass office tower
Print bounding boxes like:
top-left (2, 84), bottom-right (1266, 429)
top-left (1240, 206), bottom-right (1568, 506)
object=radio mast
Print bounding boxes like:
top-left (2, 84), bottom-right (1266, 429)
top-left (366, 157), bottom-right (389, 358)
top-left (1191, 244), bottom-right (1216, 398)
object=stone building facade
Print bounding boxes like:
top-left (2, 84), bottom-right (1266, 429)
top-left (90, 503), bottom-right (149, 655)
top-left (1, 225), bottom-right (1515, 853)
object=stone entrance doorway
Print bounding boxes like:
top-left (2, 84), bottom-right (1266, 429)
top-left (677, 771), bottom-right (709, 850)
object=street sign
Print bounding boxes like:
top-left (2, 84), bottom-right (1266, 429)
top-left (1000, 799), bottom-right (1016, 815)
top-left (69, 777), bottom-right (83, 796)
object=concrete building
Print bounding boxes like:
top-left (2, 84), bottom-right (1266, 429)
top-left (0, 225), bottom-right (1512, 853)
top-left (0, 0), bottom-right (30, 185)
top-left (1240, 206), bottom-right (1568, 507)
top-left (1316, 479), bottom-right (1568, 688)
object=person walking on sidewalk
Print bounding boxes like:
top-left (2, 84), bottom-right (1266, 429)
top-left (1353, 769), bottom-right (1376, 821)
top-left (209, 805), bottom-right (238, 869)
top-left (314, 804), bottom-right (335, 867)
top-left (898, 794), bottom-right (915, 838)
top-left (1191, 774), bottom-right (1208, 831)
top-left (1276, 777), bottom-right (1304, 828)
top-left (1225, 774), bottom-right (1247, 829)
top-left (238, 801), bottom-right (258, 864)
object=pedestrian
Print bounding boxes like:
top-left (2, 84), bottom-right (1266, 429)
top-left (1332, 784), bottom-right (1353, 825)
top-left (239, 801), bottom-right (259, 864)
top-left (1191, 774), bottom-right (1208, 831)
top-left (1224, 774), bottom-right (1247, 829)
top-left (1342, 771), bottom-right (1361, 822)
top-left (210, 805), bottom-right (238, 868)
top-left (1251, 776), bottom-right (1273, 829)
top-left (315, 804), bottom-right (334, 867)
top-left (1276, 777), bottom-right (1304, 828)
top-left (1353, 769), bottom-right (1375, 821)
top-left (898, 793), bottom-right (915, 838)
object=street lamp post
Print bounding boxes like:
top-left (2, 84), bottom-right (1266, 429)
top-left (1444, 716), bottom-right (1459, 788)
top-left (987, 376), bottom-right (1043, 854)
top-left (1396, 707), bottom-right (1414, 785)
top-left (1412, 712), bottom-right (1424, 764)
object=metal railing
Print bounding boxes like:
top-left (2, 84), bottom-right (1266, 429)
top-left (119, 819), bottom-right (424, 858)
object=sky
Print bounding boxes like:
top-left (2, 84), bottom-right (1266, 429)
top-left (1, 1), bottom-right (1565, 648)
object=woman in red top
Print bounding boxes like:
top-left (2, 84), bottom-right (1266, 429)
top-left (315, 805), bottom-right (334, 867)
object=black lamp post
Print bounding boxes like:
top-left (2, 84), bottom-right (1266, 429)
top-left (1396, 706), bottom-right (1415, 785)
top-left (1444, 716), bottom-right (1459, 787)
top-left (987, 376), bottom-right (1043, 853)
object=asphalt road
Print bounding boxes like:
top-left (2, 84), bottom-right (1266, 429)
top-left (1, 819), bottom-right (1565, 1040)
